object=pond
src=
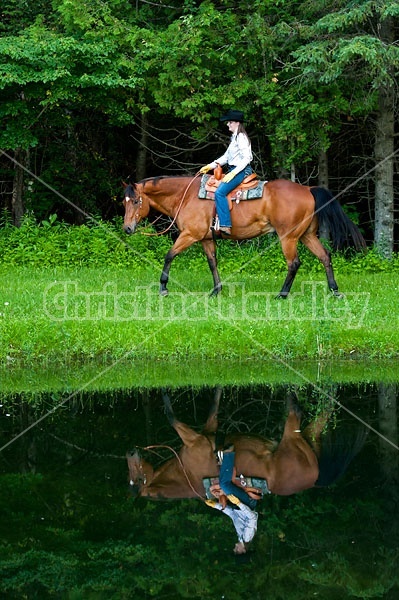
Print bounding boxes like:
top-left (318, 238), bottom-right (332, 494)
top-left (0, 377), bottom-right (398, 599)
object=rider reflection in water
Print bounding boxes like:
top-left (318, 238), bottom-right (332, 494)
top-left (206, 448), bottom-right (259, 555)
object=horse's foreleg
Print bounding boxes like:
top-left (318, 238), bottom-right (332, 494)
top-left (160, 249), bottom-right (176, 296)
top-left (301, 232), bottom-right (341, 296)
top-left (162, 392), bottom-right (203, 447)
top-left (201, 239), bottom-right (222, 296)
top-left (203, 386), bottom-right (222, 434)
top-left (277, 238), bottom-right (301, 298)
top-left (159, 232), bottom-right (198, 296)
top-left (162, 391), bottom-right (175, 425)
top-left (283, 398), bottom-right (302, 434)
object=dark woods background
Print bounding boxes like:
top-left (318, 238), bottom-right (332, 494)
top-left (0, 0), bottom-right (398, 251)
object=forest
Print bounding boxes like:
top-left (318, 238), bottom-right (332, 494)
top-left (1, 0), bottom-right (398, 255)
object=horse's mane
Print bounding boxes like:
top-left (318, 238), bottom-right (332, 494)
top-left (139, 175), bottom-right (194, 188)
top-left (124, 183), bottom-right (135, 197)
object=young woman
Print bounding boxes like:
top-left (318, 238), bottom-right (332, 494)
top-left (200, 109), bottom-right (253, 236)
top-left (205, 448), bottom-right (259, 555)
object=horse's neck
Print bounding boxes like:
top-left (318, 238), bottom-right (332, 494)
top-left (144, 457), bottom-right (201, 499)
top-left (140, 178), bottom-right (193, 217)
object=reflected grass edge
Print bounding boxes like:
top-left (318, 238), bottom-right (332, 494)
top-left (0, 357), bottom-right (398, 394)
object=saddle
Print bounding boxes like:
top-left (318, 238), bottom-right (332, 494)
top-left (199, 173), bottom-right (266, 206)
top-left (203, 476), bottom-right (270, 500)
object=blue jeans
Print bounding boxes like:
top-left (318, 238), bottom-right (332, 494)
top-left (219, 452), bottom-right (257, 509)
top-left (214, 166), bottom-right (251, 227)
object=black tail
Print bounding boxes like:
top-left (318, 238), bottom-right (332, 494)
top-left (316, 423), bottom-right (368, 487)
top-left (311, 187), bottom-right (366, 251)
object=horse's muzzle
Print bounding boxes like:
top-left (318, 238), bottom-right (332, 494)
top-left (123, 222), bottom-right (137, 235)
top-left (128, 481), bottom-right (141, 498)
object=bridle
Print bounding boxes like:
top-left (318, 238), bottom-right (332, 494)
top-left (137, 443), bottom-right (207, 501)
top-left (124, 173), bottom-right (201, 236)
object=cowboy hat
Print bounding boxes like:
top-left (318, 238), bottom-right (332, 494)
top-left (220, 109), bottom-right (245, 122)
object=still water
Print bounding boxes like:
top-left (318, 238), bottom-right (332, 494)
top-left (0, 383), bottom-right (398, 599)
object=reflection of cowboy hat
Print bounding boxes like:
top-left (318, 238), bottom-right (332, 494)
top-left (220, 109), bottom-right (245, 122)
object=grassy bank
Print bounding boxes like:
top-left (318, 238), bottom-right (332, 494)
top-left (1, 264), bottom-right (398, 368)
top-left (1, 217), bottom-right (398, 376)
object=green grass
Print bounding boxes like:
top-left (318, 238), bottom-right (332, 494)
top-left (0, 264), bottom-right (398, 371)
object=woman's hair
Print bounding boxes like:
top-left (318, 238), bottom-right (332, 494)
top-left (237, 123), bottom-right (250, 142)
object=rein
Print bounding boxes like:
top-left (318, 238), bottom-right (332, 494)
top-left (139, 172), bottom-right (201, 237)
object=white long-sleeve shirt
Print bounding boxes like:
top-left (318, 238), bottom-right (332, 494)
top-left (210, 132), bottom-right (253, 177)
top-left (213, 501), bottom-right (258, 543)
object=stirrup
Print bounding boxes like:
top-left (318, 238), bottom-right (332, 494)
top-left (211, 216), bottom-right (220, 231)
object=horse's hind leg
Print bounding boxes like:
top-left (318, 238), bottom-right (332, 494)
top-left (300, 231), bottom-right (340, 295)
top-left (271, 401), bottom-right (320, 493)
top-left (301, 401), bottom-right (335, 458)
top-left (277, 238), bottom-right (301, 298)
top-left (201, 239), bottom-right (222, 296)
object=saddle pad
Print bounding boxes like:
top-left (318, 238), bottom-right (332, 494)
top-left (198, 174), bottom-right (266, 201)
top-left (203, 476), bottom-right (270, 499)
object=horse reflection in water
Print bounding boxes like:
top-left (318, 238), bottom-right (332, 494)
top-left (127, 389), bottom-right (366, 500)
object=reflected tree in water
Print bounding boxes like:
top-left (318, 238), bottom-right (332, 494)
top-left (378, 383), bottom-right (398, 483)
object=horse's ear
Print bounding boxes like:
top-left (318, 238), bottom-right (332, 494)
top-left (122, 180), bottom-right (128, 188)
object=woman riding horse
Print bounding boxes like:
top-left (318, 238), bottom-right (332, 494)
top-left (123, 171), bottom-right (365, 298)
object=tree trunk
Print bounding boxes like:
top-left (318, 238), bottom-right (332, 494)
top-left (374, 18), bottom-right (395, 258)
top-left (12, 148), bottom-right (26, 227)
top-left (378, 383), bottom-right (398, 483)
top-left (317, 149), bottom-right (330, 242)
top-left (136, 113), bottom-right (149, 181)
top-left (318, 149), bottom-right (329, 189)
top-left (142, 390), bottom-right (154, 445)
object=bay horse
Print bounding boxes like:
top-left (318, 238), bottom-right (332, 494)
top-left (127, 390), bottom-right (367, 500)
top-left (122, 175), bottom-right (366, 298)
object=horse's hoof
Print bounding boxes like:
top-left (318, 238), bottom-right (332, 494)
top-left (159, 289), bottom-right (169, 297)
top-left (331, 290), bottom-right (344, 299)
top-left (287, 392), bottom-right (302, 418)
top-left (275, 293), bottom-right (288, 300)
top-left (209, 286), bottom-right (221, 297)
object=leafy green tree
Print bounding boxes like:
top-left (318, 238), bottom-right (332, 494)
top-left (0, 5), bottom-right (143, 222)
top-left (290, 0), bottom-right (399, 254)
top-left (0, 0), bottom-right (397, 241)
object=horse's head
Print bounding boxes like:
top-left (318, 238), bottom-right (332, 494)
top-left (126, 448), bottom-right (154, 498)
top-left (122, 182), bottom-right (148, 234)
